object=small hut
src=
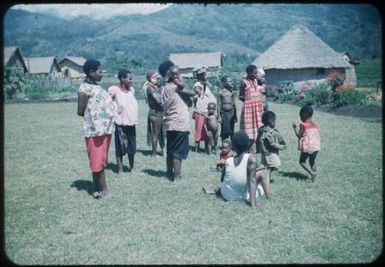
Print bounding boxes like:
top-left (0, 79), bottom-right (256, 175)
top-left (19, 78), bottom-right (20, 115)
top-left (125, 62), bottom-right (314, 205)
top-left (252, 24), bottom-right (356, 89)
top-left (25, 57), bottom-right (62, 78)
top-left (4, 46), bottom-right (28, 73)
top-left (169, 52), bottom-right (223, 78)
top-left (58, 56), bottom-right (86, 79)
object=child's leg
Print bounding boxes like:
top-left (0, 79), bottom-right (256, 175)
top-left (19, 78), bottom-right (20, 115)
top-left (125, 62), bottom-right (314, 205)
top-left (173, 158), bottom-right (182, 181)
top-left (309, 151), bottom-right (318, 173)
top-left (116, 156), bottom-right (124, 175)
top-left (205, 139), bottom-right (211, 155)
top-left (299, 152), bottom-right (316, 180)
top-left (212, 130), bottom-right (218, 153)
top-left (195, 141), bottom-right (200, 152)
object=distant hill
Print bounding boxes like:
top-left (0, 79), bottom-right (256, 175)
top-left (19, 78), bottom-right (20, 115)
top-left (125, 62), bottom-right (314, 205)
top-left (4, 4), bottom-right (382, 73)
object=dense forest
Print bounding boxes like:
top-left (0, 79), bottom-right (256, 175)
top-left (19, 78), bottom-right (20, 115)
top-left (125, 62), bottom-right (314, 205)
top-left (4, 3), bottom-right (382, 73)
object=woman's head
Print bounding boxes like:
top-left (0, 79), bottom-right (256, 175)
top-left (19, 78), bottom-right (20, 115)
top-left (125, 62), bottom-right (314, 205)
top-left (83, 59), bottom-right (102, 82)
top-left (231, 131), bottom-right (250, 154)
top-left (246, 64), bottom-right (258, 79)
top-left (196, 67), bottom-right (208, 81)
top-left (118, 69), bottom-right (132, 87)
top-left (158, 60), bottom-right (174, 79)
top-left (299, 104), bottom-right (314, 121)
top-left (262, 110), bottom-right (276, 128)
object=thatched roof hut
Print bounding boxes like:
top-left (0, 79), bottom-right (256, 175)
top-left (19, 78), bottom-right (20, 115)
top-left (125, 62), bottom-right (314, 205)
top-left (25, 57), bottom-right (62, 77)
top-left (4, 46), bottom-right (28, 73)
top-left (169, 52), bottom-right (223, 78)
top-left (59, 56), bottom-right (86, 79)
top-left (252, 24), bottom-right (356, 88)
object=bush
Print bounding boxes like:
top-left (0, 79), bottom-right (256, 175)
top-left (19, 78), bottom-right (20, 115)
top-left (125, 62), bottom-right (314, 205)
top-left (332, 90), bottom-right (367, 107)
top-left (272, 81), bottom-right (301, 103)
top-left (4, 67), bottom-right (24, 99)
top-left (300, 83), bottom-right (331, 105)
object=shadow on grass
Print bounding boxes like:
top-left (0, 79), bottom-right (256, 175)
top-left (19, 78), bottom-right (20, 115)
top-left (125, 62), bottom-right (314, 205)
top-left (136, 149), bottom-right (153, 156)
top-left (104, 162), bottom-right (129, 173)
top-left (142, 168), bottom-right (170, 180)
top-left (279, 171), bottom-right (309, 181)
top-left (70, 180), bottom-right (93, 195)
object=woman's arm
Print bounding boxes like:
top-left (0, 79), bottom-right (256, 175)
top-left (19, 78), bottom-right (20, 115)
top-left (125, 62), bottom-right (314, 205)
top-left (77, 92), bottom-right (89, 117)
top-left (238, 81), bottom-right (245, 102)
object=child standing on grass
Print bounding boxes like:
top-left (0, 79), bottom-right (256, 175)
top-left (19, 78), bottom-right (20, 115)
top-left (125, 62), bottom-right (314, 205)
top-left (217, 76), bottom-right (237, 141)
top-left (204, 102), bottom-right (219, 155)
top-left (292, 104), bottom-right (321, 182)
top-left (257, 110), bottom-right (286, 183)
top-left (77, 59), bottom-right (115, 199)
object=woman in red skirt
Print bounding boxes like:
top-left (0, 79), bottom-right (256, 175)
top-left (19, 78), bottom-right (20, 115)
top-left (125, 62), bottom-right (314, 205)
top-left (239, 64), bottom-right (265, 153)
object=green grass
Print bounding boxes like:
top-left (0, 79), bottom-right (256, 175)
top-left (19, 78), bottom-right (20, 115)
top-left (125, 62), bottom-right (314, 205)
top-left (4, 100), bottom-right (382, 264)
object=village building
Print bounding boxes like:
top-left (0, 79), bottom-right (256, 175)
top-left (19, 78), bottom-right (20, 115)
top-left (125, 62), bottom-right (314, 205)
top-left (4, 46), bottom-right (28, 73)
top-left (252, 24), bottom-right (357, 89)
top-left (169, 52), bottom-right (223, 78)
top-left (25, 57), bottom-right (63, 78)
top-left (58, 56), bottom-right (86, 79)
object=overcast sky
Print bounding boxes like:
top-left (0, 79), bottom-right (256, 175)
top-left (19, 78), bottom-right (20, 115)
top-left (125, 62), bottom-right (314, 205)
top-left (11, 3), bottom-right (172, 20)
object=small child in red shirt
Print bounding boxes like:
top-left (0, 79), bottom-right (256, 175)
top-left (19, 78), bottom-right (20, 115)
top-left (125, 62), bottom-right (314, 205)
top-left (216, 139), bottom-right (234, 171)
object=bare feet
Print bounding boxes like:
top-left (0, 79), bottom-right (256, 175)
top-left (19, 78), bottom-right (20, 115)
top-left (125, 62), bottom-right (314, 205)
top-left (311, 172), bottom-right (317, 182)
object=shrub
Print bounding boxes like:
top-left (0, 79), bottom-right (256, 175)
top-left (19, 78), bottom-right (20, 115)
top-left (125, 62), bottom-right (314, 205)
top-left (272, 81), bottom-right (302, 103)
top-left (328, 69), bottom-right (345, 92)
top-left (332, 90), bottom-right (367, 107)
top-left (299, 83), bottom-right (331, 105)
top-left (4, 67), bottom-right (25, 99)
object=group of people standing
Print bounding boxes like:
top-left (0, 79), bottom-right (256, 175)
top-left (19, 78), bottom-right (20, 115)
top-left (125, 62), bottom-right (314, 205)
top-left (77, 58), bottom-right (321, 207)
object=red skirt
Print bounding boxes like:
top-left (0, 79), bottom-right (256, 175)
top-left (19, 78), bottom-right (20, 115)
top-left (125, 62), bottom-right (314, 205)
top-left (85, 135), bottom-right (112, 172)
top-left (193, 111), bottom-right (208, 142)
top-left (240, 97), bottom-right (264, 140)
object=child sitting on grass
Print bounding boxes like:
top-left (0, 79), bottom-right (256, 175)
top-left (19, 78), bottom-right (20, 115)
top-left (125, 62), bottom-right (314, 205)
top-left (203, 131), bottom-right (271, 207)
top-left (205, 102), bottom-right (219, 155)
top-left (257, 110), bottom-right (286, 183)
top-left (216, 139), bottom-right (234, 171)
top-left (292, 104), bottom-right (321, 182)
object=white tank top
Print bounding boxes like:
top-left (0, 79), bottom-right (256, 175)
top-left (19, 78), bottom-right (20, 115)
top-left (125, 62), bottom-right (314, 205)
top-left (221, 154), bottom-right (250, 201)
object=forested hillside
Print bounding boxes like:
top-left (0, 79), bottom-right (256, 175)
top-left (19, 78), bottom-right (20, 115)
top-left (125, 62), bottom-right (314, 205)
top-left (4, 3), bottom-right (381, 73)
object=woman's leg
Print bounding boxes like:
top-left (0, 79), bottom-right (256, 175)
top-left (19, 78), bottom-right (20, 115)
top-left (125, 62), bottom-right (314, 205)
top-left (128, 154), bottom-right (134, 171)
top-left (173, 158), bottom-right (182, 181)
top-left (166, 156), bottom-right (173, 179)
top-left (92, 170), bottom-right (108, 198)
top-left (116, 156), bottom-right (124, 175)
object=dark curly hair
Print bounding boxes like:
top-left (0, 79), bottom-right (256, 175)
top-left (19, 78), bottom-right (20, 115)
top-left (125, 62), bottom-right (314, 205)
top-left (299, 104), bottom-right (314, 120)
top-left (262, 110), bottom-right (276, 125)
top-left (83, 59), bottom-right (101, 76)
top-left (231, 131), bottom-right (250, 154)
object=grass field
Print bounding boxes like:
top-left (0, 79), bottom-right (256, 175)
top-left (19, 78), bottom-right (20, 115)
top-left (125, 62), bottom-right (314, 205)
top-left (4, 100), bottom-right (382, 264)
